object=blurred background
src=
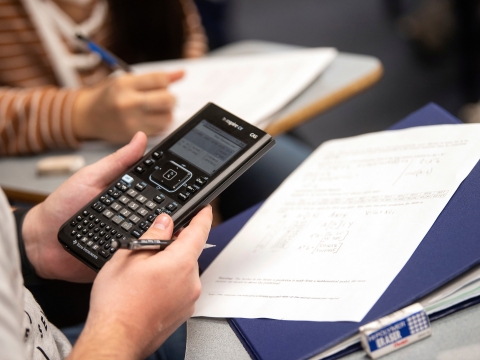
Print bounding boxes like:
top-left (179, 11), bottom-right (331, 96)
top-left (196, 0), bottom-right (476, 148)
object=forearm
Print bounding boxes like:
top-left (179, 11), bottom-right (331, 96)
top-left (0, 86), bottom-right (81, 156)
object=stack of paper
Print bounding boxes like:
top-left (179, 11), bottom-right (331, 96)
top-left (193, 124), bottom-right (480, 322)
top-left (133, 47), bottom-right (337, 140)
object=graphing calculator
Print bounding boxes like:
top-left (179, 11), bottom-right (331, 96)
top-left (58, 103), bottom-right (275, 271)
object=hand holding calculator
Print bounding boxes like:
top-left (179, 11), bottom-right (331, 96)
top-left (57, 103), bottom-right (275, 271)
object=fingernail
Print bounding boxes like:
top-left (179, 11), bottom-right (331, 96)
top-left (154, 214), bottom-right (170, 231)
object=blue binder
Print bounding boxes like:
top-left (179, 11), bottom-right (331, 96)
top-left (198, 103), bottom-right (480, 360)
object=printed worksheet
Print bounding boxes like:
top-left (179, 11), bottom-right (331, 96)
top-left (193, 124), bottom-right (480, 322)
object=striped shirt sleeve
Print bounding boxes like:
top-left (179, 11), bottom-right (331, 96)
top-left (0, 86), bottom-right (81, 156)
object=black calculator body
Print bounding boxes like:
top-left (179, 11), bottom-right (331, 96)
top-left (58, 103), bottom-right (275, 271)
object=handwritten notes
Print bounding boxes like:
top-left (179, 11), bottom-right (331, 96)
top-left (194, 124), bottom-right (480, 322)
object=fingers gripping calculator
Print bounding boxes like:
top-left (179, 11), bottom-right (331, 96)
top-left (58, 103), bottom-right (275, 271)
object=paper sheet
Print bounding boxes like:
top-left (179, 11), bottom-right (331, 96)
top-left (193, 124), bottom-right (480, 322)
top-left (132, 48), bottom-right (337, 145)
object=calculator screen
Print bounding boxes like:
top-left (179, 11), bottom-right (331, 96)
top-left (169, 120), bottom-right (246, 175)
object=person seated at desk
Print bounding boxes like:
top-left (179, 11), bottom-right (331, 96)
top-left (0, 0), bottom-right (207, 156)
top-left (1, 132), bottom-right (213, 359)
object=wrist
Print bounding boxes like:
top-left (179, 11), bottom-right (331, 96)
top-left (68, 318), bottom-right (140, 360)
top-left (21, 205), bottom-right (46, 278)
top-left (72, 88), bottom-right (96, 140)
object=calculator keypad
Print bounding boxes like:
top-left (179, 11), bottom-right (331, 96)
top-left (66, 177), bottom-right (182, 264)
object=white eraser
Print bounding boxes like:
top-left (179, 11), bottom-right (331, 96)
top-left (359, 303), bottom-right (431, 359)
top-left (36, 155), bottom-right (86, 176)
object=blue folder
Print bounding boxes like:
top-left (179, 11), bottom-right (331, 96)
top-left (198, 103), bottom-right (480, 360)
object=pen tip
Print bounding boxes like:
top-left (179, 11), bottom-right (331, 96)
top-left (204, 244), bottom-right (216, 249)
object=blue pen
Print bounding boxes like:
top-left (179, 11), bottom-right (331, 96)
top-left (76, 33), bottom-right (132, 73)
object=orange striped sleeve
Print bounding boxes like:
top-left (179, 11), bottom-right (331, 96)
top-left (0, 86), bottom-right (81, 156)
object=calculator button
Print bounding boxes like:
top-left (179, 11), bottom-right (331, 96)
top-left (87, 241), bottom-right (94, 247)
top-left (116, 182), bottom-right (128, 191)
top-left (88, 223), bottom-right (94, 229)
top-left (116, 233), bottom-right (123, 239)
top-left (129, 215), bottom-right (141, 224)
top-left (136, 195), bottom-right (147, 204)
top-left (82, 219), bottom-right (88, 225)
top-left (81, 237), bottom-right (88, 243)
top-left (111, 202), bottom-right (122, 212)
top-left (99, 231), bottom-right (106, 237)
top-left (88, 232), bottom-right (94, 238)
top-left (105, 225), bottom-right (112, 231)
top-left (94, 236), bottom-right (100, 242)
top-left (152, 151), bottom-right (163, 159)
top-left (135, 166), bottom-right (145, 174)
top-left (76, 233), bottom-right (83, 240)
top-left (155, 208), bottom-right (165, 215)
top-left (88, 214), bottom-right (95, 220)
top-left (186, 185), bottom-right (198, 193)
top-left (137, 208), bottom-right (149, 217)
top-left (151, 162), bottom-right (190, 191)
top-left (105, 235), bottom-right (111, 241)
top-left (110, 247), bottom-right (116, 253)
top-left (131, 229), bottom-right (142, 238)
top-left (121, 222), bottom-right (134, 231)
top-left (76, 215), bottom-right (82, 222)
top-left (112, 191), bottom-right (121, 199)
top-left (145, 201), bottom-right (156, 210)
top-left (93, 244), bottom-right (100, 250)
top-left (119, 195), bottom-right (130, 205)
top-left (154, 194), bottom-right (165, 204)
top-left (147, 214), bottom-right (157, 222)
top-left (94, 218), bottom-right (100, 224)
top-left (104, 243), bottom-right (111, 250)
top-left (99, 250), bottom-right (110, 259)
top-left (127, 189), bottom-right (138, 198)
top-left (144, 159), bottom-right (154, 167)
top-left (99, 239), bottom-right (105, 245)
top-left (82, 210), bottom-right (89, 217)
top-left (111, 229), bottom-right (117, 235)
top-left (122, 174), bottom-right (134, 184)
top-left (135, 183), bottom-right (146, 192)
top-left (100, 222), bottom-right (106, 228)
top-left (120, 208), bottom-right (132, 217)
top-left (77, 225), bottom-right (83, 231)
top-left (178, 192), bottom-right (189, 201)
top-left (195, 177), bottom-right (207, 186)
top-left (71, 230), bottom-right (77, 236)
top-left (82, 229), bottom-right (88, 234)
top-left (128, 202), bottom-right (140, 211)
top-left (112, 215), bottom-right (123, 225)
top-left (166, 202), bottom-right (178, 212)
top-left (102, 209), bottom-right (114, 219)
top-left (139, 222), bottom-right (151, 230)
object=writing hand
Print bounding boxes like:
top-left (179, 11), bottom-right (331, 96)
top-left (72, 71), bottom-right (184, 143)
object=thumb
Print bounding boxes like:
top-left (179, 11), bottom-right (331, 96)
top-left (85, 131), bottom-right (147, 186)
top-left (140, 214), bottom-right (174, 241)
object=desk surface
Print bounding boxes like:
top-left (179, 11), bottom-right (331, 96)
top-left (185, 303), bottom-right (480, 360)
top-left (0, 41), bottom-right (382, 203)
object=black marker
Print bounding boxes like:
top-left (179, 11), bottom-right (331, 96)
top-left (112, 238), bottom-right (215, 251)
